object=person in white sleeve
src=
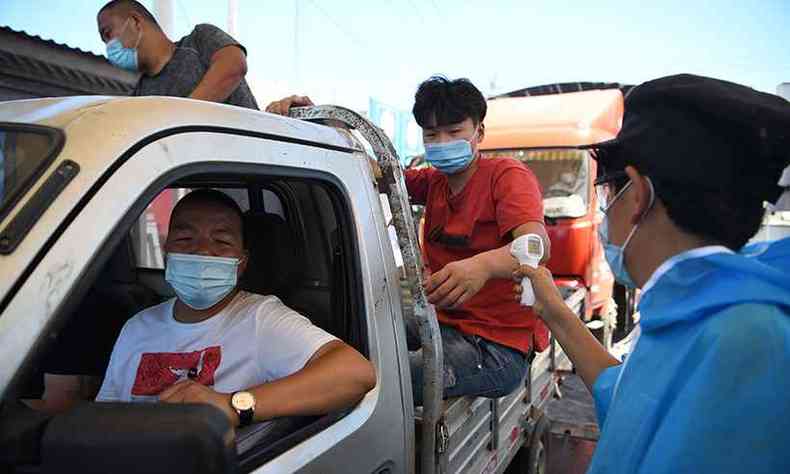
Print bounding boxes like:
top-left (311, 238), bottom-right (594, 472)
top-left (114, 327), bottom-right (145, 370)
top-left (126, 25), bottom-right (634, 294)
top-left (96, 189), bottom-right (376, 428)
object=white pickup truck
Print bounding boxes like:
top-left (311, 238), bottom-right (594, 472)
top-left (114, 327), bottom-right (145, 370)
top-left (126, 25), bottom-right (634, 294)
top-left (0, 97), bottom-right (586, 474)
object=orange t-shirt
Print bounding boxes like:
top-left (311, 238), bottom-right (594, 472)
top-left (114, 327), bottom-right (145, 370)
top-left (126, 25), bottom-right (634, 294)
top-left (405, 157), bottom-right (549, 353)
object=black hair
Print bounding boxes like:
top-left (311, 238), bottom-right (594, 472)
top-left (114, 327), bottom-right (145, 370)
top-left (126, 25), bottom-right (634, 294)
top-left (652, 178), bottom-right (764, 251)
top-left (99, 0), bottom-right (160, 27)
top-left (171, 189), bottom-right (246, 248)
top-left (412, 76), bottom-right (487, 128)
top-left (595, 147), bottom-right (764, 251)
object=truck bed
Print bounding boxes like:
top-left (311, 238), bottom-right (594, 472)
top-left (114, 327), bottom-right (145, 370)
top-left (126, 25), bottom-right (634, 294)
top-left (414, 338), bottom-right (570, 474)
top-left (414, 380), bottom-right (534, 474)
top-left (408, 286), bottom-right (586, 474)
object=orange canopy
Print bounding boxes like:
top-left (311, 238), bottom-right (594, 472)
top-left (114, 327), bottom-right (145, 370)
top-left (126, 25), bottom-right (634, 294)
top-left (480, 89), bottom-right (624, 150)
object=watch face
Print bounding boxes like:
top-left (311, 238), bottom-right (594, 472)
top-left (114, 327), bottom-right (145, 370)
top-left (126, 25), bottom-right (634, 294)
top-left (232, 391), bottom-right (255, 411)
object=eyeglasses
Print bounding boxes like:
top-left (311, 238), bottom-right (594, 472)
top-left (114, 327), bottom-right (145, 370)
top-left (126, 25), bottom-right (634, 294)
top-left (595, 177), bottom-right (632, 213)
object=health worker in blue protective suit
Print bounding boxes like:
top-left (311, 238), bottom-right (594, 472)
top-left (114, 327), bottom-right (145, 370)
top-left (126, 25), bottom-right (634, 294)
top-left (514, 74), bottom-right (790, 474)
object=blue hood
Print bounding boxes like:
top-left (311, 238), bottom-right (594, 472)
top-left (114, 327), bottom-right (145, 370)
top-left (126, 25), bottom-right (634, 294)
top-left (741, 236), bottom-right (790, 269)
top-left (639, 238), bottom-right (790, 332)
top-left (589, 237), bottom-right (790, 474)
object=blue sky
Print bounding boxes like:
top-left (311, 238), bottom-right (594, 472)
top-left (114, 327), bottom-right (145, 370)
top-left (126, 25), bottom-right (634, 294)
top-left (3, 0), bottom-right (789, 111)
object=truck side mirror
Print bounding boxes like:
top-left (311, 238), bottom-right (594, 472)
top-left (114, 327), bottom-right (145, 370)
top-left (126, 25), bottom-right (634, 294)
top-left (41, 402), bottom-right (237, 474)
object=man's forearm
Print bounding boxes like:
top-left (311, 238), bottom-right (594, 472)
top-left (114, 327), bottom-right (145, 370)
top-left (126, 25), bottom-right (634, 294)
top-left (189, 69), bottom-right (243, 102)
top-left (470, 237), bottom-right (549, 281)
top-left (23, 374), bottom-right (102, 414)
top-left (189, 54), bottom-right (245, 103)
top-left (472, 222), bottom-right (552, 281)
top-left (471, 245), bottom-right (519, 280)
top-left (245, 343), bottom-right (376, 423)
top-left (541, 301), bottom-right (620, 391)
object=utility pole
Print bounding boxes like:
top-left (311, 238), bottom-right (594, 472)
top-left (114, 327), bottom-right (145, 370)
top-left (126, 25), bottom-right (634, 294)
top-left (227, 0), bottom-right (239, 37)
top-left (489, 74), bottom-right (498, 97)
top-left (154, 0), bottom-right (175, 38)
top-left (294, 0), bottom-right (300, 88)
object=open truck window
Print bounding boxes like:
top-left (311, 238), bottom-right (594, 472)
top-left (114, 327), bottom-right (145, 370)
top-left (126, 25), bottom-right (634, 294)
top-left (130, 187), bottom-right (290, 270)
top-left (3, 169), bottom-right (365, 473)
top-left (131, 188), bottom-right (254, 270)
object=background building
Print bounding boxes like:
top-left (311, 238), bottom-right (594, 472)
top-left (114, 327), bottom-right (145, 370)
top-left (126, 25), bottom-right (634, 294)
top-left (367, 97), bottom-right (424, 165)
top-left (0, 26), bottom-right (136, 101)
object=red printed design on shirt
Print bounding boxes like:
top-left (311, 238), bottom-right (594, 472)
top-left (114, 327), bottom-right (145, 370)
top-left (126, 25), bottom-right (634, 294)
top-left (131, 346), bottom-right (221, 396)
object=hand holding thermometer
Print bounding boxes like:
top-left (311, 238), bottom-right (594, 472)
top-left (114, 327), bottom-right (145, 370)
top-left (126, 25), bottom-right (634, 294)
top-left (510, 234), bottom-right (545, 306)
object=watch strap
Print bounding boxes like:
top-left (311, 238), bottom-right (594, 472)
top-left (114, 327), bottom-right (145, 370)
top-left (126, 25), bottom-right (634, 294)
top-left (238, 406), bottom-right (254, 426)
top-left (231, 391), bottom-right (255, 427)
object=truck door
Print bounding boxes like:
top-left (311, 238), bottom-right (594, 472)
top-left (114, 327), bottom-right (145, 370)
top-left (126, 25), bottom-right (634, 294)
top-left (1, 128), bottom-right (406, 473)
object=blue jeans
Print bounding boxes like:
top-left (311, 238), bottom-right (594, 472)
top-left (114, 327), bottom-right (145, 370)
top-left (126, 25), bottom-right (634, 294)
top-left (407, 322), bottom-right (528, 406)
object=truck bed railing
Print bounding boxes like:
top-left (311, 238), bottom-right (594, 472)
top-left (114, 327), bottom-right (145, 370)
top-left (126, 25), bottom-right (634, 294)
top-left (290, 105), bottom-right (444, 474)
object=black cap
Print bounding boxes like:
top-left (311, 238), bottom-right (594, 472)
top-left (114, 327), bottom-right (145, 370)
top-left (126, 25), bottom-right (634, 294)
top-left (585, 74), bottom-right (790, 203)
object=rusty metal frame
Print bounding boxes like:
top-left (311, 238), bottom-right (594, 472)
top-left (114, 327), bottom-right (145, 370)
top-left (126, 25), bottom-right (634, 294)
top-left (290, 105), bottom-right (444, 474)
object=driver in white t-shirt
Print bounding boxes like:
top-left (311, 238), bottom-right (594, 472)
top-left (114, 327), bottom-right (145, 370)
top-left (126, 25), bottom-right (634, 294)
top-left (97, 189), bottom-right (376, 428)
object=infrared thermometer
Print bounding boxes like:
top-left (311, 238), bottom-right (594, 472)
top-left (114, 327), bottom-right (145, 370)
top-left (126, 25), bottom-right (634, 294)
top-left (510, 234), bottom-right (545, 306)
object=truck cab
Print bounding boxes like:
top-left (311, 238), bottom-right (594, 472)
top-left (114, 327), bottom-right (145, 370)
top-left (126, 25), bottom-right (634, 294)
top-left (0, 96), bottom-right (414, 473)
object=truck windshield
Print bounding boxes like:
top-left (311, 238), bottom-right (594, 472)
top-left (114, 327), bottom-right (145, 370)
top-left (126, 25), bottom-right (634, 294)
top-left (481, 148), bottom-right (590, 218)
top-left (0, 125), bottom-right (63, 221)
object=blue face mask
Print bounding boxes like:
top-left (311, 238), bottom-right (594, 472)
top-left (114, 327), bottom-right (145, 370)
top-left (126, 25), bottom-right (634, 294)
top-left (105, 19), bottom-right (141, 72)
top-left (165, 253), bottom-right (241, 310)
top-left (424, 134), bottom-right (477, 175)
top-left (599, 212), bottom-right (638, 289)
top-left (597, 179), bottom-right (655, 289)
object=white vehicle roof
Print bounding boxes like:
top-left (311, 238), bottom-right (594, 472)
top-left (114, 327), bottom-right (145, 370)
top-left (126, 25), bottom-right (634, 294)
top-left (0, 96), bottom-right (361, 305)
top-left (0, 95), bottom-right (356, 152)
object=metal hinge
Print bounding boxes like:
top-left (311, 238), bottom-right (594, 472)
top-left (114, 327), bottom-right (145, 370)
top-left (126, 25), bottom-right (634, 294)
top-left (489, 399), bottom-right (500, 451)
top-left (436, 419), bottom-right (449, 454)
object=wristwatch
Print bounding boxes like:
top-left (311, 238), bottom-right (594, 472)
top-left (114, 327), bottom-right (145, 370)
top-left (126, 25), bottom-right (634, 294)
top-left (230, 391), bottom-right (256, 427)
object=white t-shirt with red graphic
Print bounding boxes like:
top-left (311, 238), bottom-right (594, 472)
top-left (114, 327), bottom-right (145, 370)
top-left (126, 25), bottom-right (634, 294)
top-left (96, 291), bottom-right (337, 403)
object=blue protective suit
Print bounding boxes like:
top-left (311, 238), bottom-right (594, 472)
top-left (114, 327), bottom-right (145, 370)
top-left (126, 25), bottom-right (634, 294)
top-left (588, 239), bottom-right (790, 474)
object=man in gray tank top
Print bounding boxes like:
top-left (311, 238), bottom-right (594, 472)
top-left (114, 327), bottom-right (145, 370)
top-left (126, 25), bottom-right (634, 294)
top-left (97, 0), bottom-right (258, 110)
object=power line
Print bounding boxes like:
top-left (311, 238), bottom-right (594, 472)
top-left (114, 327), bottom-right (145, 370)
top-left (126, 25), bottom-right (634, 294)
top-left (405, 0), bottom-right (428, 27)
top-left (304, 0), bottom-right (368, 52)
top-left (429, 0), bottom-right (442, 19)
top-left (294, 0), bottom-right (300, 84)
top-left (176, 0), bottom-right (193, 28)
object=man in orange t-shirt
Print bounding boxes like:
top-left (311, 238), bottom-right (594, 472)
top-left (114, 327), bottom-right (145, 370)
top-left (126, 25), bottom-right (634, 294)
top-left (405, 76), bottom-right (550, 404)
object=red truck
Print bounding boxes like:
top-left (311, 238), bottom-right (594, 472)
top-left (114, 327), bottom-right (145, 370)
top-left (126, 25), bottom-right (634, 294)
top-left (480, 88), bottom-right (625, 347)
